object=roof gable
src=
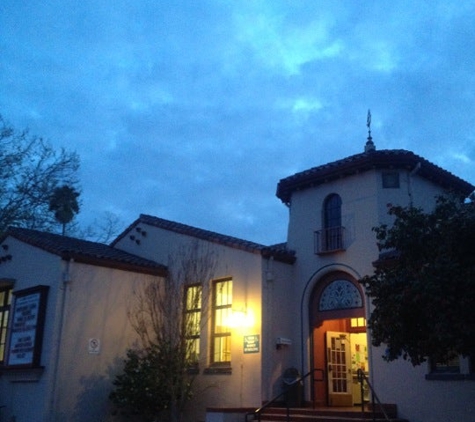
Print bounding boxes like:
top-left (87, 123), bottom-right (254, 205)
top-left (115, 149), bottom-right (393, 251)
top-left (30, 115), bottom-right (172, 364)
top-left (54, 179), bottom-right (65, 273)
top-left (113, 214), bottom-right (296, 264)
top-left (2, 227), bottom-right (167, 276)
top-left (276, 149), bottom-right (475, 204)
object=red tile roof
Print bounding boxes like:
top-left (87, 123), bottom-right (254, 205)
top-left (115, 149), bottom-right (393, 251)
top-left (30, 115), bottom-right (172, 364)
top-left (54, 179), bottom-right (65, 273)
top-left (113, 214), bottom-right (296, 264)
top-left (3, 227), bottom-right (167, 276)
top-left (276, 149), bottom-right (475, 204)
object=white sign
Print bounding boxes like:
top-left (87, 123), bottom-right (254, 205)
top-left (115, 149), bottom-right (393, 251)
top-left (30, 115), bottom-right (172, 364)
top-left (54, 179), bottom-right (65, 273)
top-left (8, 293), bottom-right (40, 366)
top-left (88, 338), bottom-right (101, 354)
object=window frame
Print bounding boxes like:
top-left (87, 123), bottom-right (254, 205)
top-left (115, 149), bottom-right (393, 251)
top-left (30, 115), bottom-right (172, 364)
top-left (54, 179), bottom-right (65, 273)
top-left (6, 285), bottom-right (49, 368)
top-left (210, 278), bottom-right (232, 367)
top-left (382, 171), bottom-right (400, 188)
top-left (183, 284), bottom-right (202, 366)
top-left (0, 285), bottom-right (13, 365)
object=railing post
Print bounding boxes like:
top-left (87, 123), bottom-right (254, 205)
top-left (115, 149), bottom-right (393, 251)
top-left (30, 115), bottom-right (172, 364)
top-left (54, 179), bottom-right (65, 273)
top-left (371, 390), bottom-right (376, 422)
top-left (357, 369), bottom-right (365, 415)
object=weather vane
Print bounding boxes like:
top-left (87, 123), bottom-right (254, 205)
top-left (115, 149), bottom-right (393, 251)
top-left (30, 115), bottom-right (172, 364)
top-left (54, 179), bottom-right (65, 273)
top-left (367, 109), bottom-right (372, 139)
top-left (365, 109), bottom-right (375, 152)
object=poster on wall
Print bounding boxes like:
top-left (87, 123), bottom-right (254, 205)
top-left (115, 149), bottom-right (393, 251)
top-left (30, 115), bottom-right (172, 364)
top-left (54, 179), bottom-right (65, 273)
top-left (7, 285), bottom-right (49, 367)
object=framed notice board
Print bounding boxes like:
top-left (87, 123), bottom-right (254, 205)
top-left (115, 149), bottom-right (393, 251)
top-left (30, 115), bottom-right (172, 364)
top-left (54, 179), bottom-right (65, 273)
top-left (7, 285), bottom-right (49, 368)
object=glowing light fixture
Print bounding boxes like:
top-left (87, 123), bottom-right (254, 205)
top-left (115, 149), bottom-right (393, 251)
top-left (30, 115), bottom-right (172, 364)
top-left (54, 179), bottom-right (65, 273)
top-left (226, 307), bottom-right (255, 329)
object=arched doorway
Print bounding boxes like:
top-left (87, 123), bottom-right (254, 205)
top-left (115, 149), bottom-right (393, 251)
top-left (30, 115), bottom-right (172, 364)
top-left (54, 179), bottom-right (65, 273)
top-left (309, 271), bottom-right (368, 407)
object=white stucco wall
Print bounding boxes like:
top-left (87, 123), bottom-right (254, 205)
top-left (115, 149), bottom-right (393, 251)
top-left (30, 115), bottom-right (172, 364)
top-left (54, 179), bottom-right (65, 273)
top-left (0, 237), bottom-right (63, 422)
top-left (281, 165), bottom-right (474, 421)
top-left (0, 236), bottom-right (162, 422)
top-left (115, 225), bottom-right (269, 420)
top-left (371, 346), bottom-right (475, 422)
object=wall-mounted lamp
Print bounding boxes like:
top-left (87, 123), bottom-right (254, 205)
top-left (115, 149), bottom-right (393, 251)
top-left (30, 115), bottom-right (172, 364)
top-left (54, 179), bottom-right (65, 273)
top-left (226, 308), bottom-right (255, 329)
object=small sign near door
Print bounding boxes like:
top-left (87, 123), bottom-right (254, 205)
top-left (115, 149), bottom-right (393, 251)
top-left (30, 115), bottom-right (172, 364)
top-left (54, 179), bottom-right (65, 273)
top-left (88, 338), bottom-right (101, 354)
top-left (243, 335), bottom-right (260, 353)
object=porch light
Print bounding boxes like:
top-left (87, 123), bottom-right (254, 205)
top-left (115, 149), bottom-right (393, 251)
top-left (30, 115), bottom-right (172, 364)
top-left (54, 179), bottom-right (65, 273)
top-left (226, 307), bottom-right (255, 329)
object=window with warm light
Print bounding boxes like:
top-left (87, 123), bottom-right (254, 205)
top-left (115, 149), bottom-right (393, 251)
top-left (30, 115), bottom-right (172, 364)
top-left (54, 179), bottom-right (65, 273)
top-left (350, 317), bottom-right (366, 328)
top-left (211, 278), bottom-right (232, 365)
top-left (184, 284), bottom-right (202, 365)
top-left (0, 286), bottom-right (12, 364)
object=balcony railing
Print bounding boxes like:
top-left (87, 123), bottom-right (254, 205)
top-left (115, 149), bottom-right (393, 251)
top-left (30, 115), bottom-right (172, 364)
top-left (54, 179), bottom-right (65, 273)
top-left (314, 226), bottom-right (345, 254)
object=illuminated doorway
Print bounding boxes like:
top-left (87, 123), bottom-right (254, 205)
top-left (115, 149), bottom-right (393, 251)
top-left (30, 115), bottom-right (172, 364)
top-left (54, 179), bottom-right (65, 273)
top-left (309, 272), bottom-right (368, 407)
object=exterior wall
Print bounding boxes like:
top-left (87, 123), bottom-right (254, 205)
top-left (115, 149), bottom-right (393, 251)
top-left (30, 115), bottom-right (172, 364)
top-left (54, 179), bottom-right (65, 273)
top-left (0, 237), bottom-right (161, 422)
top-left (285, 170), bottom-right (381, 395)
top-left (284, 166), bottom-right (465, 414)
top-left (0, 237), bottom-right (63, 422)
top-left (115, 225), bottom-right (271, 420)
top-left (371, 346), bottom-right (475, 422)
top-left (260, 258), bottom-right (296, 401)
top-left (53, 262), bottom-right (158, 422)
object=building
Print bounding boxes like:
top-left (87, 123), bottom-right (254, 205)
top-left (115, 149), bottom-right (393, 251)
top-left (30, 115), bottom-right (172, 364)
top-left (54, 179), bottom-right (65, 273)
top-left (0, 141), bottom-right (473, 422)
top-left (0, 228), bottom-right (167, 421)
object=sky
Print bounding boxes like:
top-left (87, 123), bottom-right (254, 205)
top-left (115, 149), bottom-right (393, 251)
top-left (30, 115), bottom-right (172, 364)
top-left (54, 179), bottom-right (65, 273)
top-left (1, 1), bottom-right (475, 246)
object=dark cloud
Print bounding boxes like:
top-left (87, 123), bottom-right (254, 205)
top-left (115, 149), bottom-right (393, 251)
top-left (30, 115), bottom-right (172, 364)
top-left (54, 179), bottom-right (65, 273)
top-left (1, 0), bottom-right (474, 245)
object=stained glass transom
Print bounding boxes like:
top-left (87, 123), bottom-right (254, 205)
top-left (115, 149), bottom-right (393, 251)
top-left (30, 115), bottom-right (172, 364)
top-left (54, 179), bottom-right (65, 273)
top-left (319, 280), bottom-right (362, 311)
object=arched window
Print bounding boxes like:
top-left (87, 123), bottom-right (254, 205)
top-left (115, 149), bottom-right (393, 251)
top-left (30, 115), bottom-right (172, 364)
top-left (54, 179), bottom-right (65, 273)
top-left (318, 194), bottom-right (343, 252)
top-left (324, 194), bottom-right (342, 229)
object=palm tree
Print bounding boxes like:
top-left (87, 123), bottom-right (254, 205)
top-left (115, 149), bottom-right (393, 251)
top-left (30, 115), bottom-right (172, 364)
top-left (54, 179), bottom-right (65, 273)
top-left (48, 185), bottom-right (80, 235)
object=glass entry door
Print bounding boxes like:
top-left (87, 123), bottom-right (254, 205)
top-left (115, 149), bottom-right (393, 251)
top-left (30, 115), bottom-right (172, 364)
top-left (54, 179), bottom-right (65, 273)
top-left (326, 331), bottom-right (353, 406)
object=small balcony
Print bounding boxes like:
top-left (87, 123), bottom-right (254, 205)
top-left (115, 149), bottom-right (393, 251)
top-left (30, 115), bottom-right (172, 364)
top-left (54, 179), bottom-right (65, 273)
top-left (315, 226), bottom-right (346, 254)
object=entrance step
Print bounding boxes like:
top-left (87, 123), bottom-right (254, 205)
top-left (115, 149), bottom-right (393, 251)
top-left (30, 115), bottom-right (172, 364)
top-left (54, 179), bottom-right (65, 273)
top-left (257, 407), bottom-right (409, 422)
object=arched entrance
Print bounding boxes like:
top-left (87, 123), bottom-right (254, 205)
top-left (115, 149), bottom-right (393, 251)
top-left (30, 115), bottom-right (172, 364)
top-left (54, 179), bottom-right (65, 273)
top-left (309, 271), bottom-right (368, 407)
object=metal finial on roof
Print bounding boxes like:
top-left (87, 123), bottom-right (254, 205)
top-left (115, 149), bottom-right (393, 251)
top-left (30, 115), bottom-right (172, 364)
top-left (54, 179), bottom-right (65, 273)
top-left (365, 109), bottom-right (375, 152)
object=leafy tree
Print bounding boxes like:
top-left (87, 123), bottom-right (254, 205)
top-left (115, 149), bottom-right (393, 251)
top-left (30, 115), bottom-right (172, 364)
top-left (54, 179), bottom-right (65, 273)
top-left (360, 195), bottom-right (475, 366)
top-left (110, 241), bottom-right (218, 422)
top-left (0, 116), bottom-right (80, 233)
top-left (49, 185), bottom-right (80, 235)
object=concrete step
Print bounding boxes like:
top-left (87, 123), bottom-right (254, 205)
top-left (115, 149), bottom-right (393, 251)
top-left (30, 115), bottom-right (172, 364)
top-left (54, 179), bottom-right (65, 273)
top-left (256, 407), bottom-right (409, 422)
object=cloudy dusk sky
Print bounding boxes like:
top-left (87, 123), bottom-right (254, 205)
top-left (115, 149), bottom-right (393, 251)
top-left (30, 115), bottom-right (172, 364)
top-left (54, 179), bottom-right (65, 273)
top-left (1, 1), bottom-right (474, 245)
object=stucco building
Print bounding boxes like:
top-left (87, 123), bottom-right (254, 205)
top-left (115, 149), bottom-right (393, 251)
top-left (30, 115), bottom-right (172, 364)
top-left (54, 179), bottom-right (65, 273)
top-left (0, 141), bottom-right (473, 422)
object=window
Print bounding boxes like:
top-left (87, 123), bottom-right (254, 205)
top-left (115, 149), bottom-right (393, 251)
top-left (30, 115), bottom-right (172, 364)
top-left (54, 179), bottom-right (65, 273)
top-left (184, 284), bottom-right (202, 365)
top-left (431, 355), bottom-right (460, 374)
top-left (211, 278), bottom-right (232, 365)
top-left (350, 317), bottom-right (366, 328)
top-left (382, 171), bottom-right (400, 188)
top-left (426, 354), bottom-right (475, 380)
top-left (324, 194), bottom-right (342, 229)
top-left (0, 287), bottom-right (12, 364)
top-left (316, 194), bottom-right (344, 252)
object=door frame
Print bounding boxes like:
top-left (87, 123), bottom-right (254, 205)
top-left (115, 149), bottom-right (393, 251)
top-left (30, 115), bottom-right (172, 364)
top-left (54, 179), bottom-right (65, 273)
top-left (309, 271), bottom-right (366, 407)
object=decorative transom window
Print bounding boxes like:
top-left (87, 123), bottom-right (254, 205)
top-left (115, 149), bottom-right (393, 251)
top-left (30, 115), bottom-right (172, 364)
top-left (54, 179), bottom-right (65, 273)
top-left (319, 280), bottom-right (363, 311)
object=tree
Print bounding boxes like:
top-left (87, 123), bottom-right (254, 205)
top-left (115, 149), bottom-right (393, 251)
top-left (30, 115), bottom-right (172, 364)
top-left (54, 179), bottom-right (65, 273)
top-left (0, 116), bottom-right (80, 233)
top-left (48, 185), bottom-right (80, 235)
top-left (360, 195), bottom-right (475, 366)
top-left (110, 241), bottom-right (219, 422)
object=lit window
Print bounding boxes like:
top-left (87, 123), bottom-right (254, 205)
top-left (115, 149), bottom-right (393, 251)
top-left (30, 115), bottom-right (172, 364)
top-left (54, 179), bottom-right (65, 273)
top-left (350, 317), bottom-right (366, 328)
top-left (211, 279), bottom-right (232, 365)
top-left (0, 287), bottom-right (12, 363)
top-left (184, 285), bottom-right (202, 365)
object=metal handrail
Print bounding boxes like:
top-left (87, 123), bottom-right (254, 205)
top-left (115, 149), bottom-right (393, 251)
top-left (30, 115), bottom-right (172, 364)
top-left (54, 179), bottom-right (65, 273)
top-left (357, 369), bottom-right (393, 422)
top-left (244, 368), bottom-right (324, 422)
